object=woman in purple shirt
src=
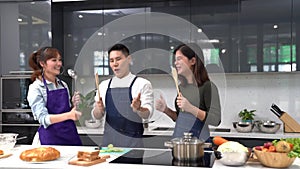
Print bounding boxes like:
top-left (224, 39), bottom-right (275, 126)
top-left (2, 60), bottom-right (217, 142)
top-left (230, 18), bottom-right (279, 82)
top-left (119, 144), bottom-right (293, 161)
top-left (27, 47), bottom-right (82, 145)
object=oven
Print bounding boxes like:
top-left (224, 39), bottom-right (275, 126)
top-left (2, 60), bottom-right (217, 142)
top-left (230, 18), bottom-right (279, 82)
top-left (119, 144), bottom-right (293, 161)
top-left (0, 74), bottom-right (39, 144)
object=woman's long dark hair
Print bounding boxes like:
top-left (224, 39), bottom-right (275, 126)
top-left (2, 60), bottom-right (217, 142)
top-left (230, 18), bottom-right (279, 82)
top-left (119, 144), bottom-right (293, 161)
top-left (173, 43), bottom-right (210, 87)
top-left (28, 47), bottom-right (61, 81)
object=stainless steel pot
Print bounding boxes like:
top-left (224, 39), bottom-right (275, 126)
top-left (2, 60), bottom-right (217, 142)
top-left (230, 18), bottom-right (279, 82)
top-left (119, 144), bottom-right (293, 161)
top-left (164, 132), bottom-right (211, 161)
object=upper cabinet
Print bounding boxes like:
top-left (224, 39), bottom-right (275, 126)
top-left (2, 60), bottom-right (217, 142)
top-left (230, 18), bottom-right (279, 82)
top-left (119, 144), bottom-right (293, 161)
top-left (0, 1), bottom-right (51, 75)
top-left (52, 0), bottom-right (298, 74)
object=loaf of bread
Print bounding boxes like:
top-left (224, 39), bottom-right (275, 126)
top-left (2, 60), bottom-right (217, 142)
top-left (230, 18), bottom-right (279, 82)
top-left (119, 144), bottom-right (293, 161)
top-left (77, 150), bottom-right (100, 161)
top-left (19, 147), bottom-right (60, 162)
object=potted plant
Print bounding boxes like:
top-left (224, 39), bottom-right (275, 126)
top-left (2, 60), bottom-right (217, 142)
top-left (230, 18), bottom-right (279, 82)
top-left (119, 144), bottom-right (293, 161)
top-left (238, 109), bottom-right (256, 122)
top-left (75, 89), bottom-right (96, 126)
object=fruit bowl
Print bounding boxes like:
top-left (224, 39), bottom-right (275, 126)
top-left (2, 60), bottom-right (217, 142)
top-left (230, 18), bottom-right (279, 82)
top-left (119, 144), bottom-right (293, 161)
top-left (253, 149), bottom-right (295, 168)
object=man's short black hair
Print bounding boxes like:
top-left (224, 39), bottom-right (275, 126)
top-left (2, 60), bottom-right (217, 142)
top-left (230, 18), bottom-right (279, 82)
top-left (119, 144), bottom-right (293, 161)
top-left (108, 43), bottom-right (130, 56)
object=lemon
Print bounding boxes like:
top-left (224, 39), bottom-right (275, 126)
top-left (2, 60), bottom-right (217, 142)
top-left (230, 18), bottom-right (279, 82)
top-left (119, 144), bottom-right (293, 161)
top-left (107, 144), bottom-right (114, 149)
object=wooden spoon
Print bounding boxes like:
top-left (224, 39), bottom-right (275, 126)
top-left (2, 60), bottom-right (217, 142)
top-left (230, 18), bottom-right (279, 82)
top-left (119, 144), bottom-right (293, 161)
top-left (171, 66), bottom-right (184, 112)
top-left (171, 66), bottom-right (180, 95)
top-left (95, 73), bottom-right (101, 101)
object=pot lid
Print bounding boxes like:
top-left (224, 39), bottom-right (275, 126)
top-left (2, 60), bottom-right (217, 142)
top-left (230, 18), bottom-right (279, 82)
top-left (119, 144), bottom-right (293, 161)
top-left (171, 132), bottom-right (204, 144)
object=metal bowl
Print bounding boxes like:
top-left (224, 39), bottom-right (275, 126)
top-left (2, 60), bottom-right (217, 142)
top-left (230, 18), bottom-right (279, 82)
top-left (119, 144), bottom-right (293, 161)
top-left (233, 122), bottom-right (254, 133)
top-left (85, 119), bottom-right (102, 128)
top-left (256, 121), bottom-right (281, 133)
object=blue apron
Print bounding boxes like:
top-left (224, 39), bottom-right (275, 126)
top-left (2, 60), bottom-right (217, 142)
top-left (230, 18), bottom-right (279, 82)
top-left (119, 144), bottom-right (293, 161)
top-left (173, 84), bottom-right (210, 141)
top-left (102, 76), bottom-right (144, 148)
top-left (38, 76), bottom-right (82, 146)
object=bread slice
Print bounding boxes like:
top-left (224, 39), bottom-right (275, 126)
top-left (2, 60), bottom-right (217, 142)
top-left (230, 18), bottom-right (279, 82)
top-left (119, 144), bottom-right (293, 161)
top-left (77, 150), bottom-right (100, 161)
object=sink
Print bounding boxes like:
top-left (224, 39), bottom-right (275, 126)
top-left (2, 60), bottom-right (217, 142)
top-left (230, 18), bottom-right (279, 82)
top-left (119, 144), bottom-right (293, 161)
top-left (152, 127), bottom-right (230, 132)
top-left (152, 127), bottom-right (174, 131)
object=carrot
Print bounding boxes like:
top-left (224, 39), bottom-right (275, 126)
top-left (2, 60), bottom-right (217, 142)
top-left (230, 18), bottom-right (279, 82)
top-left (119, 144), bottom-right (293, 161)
top-left (213, 136), bottom-right (228, 146)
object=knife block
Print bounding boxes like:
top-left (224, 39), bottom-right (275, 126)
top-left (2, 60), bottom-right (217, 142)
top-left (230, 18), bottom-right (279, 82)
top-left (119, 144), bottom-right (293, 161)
top-left (280, 112), bottom-right (300, 133)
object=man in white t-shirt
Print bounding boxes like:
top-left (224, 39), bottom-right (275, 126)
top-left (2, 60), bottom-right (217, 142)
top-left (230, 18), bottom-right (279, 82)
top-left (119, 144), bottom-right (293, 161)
top-left (92, 44), bottom-right (153, 148)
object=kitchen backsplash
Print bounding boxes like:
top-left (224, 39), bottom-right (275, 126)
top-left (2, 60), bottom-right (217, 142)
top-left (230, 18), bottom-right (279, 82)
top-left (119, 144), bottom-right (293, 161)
top-left (87, 72), bottom-right (300, 130)
top-left (144, 72), bottom-right (300, 130)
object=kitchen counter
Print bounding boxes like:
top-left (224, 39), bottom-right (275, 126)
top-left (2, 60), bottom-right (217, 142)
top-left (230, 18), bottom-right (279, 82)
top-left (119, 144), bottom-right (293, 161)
top-left (0, 145), bottom-right (299, 169)
top-left (77, 126), bottom-right (300, 139)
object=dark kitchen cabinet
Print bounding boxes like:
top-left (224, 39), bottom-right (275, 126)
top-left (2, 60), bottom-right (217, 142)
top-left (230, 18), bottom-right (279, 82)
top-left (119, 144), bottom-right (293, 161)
top-left (79, 133), bottom-right (172, 148)
top-left (52, 0), bottom-right (298, 74)
top-left (79, 134), bottom-right (103, 146)
top-left (0, 74), bottom-right (39, 144)
top-left (219, 137), bottom-right (273, 148)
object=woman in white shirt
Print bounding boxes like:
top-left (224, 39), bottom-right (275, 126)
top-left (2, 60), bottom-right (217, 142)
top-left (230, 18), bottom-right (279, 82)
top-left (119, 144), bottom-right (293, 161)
top-left (27, 47), bottom-right (82, 145)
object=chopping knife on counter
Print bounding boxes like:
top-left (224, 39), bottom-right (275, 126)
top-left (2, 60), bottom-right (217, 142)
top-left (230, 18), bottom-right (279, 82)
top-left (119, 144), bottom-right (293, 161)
top-left (91, 44), bottom-right (154, 148)
top-left (27, 47), bottom-right (82, 146)
top-left (155, 43), bottom-right (222, 142)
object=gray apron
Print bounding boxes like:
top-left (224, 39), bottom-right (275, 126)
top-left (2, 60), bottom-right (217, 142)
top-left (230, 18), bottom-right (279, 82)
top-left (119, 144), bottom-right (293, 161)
top-left (38, 76), bottom-right (82, 145)
top-left (173, 84), bottom-right (210, 141)
top-left (102, 77), bottom-right (144, 148)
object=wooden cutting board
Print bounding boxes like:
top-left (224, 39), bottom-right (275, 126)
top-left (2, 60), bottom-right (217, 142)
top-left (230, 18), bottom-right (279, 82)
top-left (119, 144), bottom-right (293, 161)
top-left (68, 157), bottom-right (106, 166)
top-left (0, 153), bottom-right (12, 159)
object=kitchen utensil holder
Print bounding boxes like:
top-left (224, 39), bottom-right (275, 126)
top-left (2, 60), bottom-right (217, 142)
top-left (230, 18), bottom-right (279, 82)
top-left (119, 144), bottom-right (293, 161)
top-left (280, 112), bottom-right (300, 133)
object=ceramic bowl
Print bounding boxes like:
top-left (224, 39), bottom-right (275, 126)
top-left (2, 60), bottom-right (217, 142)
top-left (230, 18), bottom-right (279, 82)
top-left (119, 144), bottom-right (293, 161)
top-left (0, 133), bottom-right (18, 151)
top-left (219, 151), bottom-right (249, 166)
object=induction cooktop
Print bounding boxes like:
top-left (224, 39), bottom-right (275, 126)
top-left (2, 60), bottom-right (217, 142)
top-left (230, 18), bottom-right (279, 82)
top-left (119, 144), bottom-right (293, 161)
top-left (110, 149), bottom-right (215, 167)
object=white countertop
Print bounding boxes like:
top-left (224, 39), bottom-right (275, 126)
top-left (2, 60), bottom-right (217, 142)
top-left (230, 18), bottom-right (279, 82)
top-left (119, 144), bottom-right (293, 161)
top-left (77, 126), bottom-right (300, 139)
top-left (0, 145), bottom-right (299, 169)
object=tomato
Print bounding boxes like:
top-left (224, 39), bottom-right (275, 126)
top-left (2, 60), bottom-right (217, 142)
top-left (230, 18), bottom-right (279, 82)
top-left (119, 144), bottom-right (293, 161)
top-left (288, 143), bottom-right (294, 150)
top-left (268, 145), bottom-right (276, 152)
top-left (264, 142), bottom-right (273, 149)
top-left (262, 148), bottom-right (268, 152)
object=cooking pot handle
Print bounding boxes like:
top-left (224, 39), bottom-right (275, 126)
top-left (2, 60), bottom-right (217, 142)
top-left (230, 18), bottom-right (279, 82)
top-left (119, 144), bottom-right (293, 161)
top-left (164, 141), bottom-right (174, 148)
top-left (16, 136), bottom-right (27, 141)
top-left (212, 147), bottom-right (223, 159)
top-left (202, 142), bottom-right (212, 148)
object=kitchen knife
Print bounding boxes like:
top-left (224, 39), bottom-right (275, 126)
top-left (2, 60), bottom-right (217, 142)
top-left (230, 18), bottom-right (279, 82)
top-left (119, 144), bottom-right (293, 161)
top-left (271, 103), bottom-right (284, 115)
top-left (270, 108), bottom-right (281, 118)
